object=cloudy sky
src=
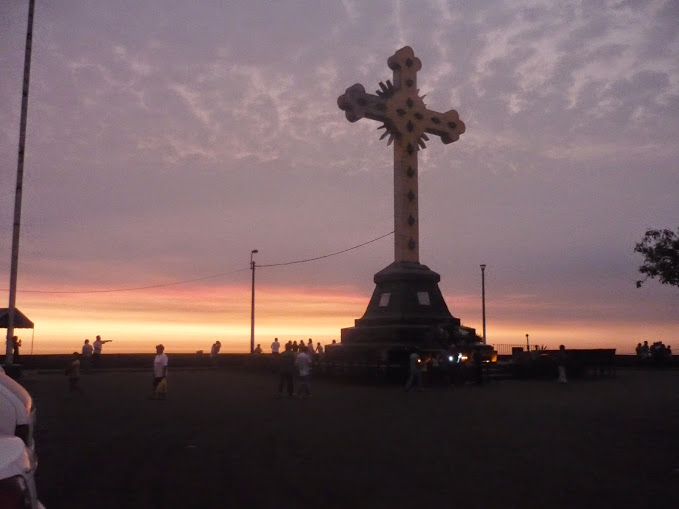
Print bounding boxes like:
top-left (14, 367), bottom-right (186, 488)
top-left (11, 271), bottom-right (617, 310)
top-left (1, 0), bottom-right (678, 354)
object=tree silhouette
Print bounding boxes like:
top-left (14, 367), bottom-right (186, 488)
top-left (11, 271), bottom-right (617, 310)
top-left (634, 228), bottom-right (679, 288)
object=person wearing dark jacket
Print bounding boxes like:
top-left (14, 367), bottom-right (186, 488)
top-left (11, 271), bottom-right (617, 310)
top-left (277, 343), bottom-right (296, 397)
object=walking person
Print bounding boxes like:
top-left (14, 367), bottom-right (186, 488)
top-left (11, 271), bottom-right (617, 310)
top-left (151, 344), bottom-right (169, 400)
top-left (295, 345), bottom-right (313, 397)
top-left (65, 352), bottom-right (83, 394)
top-left (405, 350), bottom-right (423, 392)
top-left (277, 342), bottom-right (296, 397)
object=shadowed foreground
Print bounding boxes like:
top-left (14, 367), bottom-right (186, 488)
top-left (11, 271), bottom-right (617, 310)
top-left (21, 368), bottom-right (679, 509)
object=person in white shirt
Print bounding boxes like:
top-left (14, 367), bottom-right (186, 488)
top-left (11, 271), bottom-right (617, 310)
top-left (294, 346), bottom-right (312, 397)
top-left (405, 351), bottom-right (423, 392)
top-left (92, 335), bottom-right (112, 368)
top-left (271, 338), bottom-right (281, 354)
top-left (152, 344), bottom-right (169, 399)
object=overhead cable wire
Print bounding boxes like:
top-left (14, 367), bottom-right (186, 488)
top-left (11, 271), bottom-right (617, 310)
top-left (258, 230), bottom-right (394, 268)
top-left (8, 230), bottom-right (394, 294)
top-left (11, 268), bottom-right (251, 294)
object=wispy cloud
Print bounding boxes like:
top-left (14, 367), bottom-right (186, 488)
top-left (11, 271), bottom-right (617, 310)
top-left (1, 0), bottom-right (678, 353)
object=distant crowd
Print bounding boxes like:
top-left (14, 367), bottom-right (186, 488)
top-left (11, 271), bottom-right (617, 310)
top-left (253, 337), bottom-right (334, 357)
top-left (63, 335), bottom-right (337, 399)
top-left (635, 340), bottom-right (673, 364)
top-left (206, 337), bottom-right (330, 398)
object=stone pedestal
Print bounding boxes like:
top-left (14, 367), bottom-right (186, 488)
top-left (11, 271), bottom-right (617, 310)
top-left (340, 261), bottom-right (474, 349)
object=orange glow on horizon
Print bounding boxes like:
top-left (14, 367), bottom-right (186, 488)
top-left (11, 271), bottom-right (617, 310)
top-left (13, 284), bottom-right (368, 354)
top-left (9, 284), bottom-right (676, 356)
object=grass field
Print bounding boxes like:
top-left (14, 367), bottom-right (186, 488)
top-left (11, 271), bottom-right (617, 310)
top-left (19, 367), bottom-right (679, 509)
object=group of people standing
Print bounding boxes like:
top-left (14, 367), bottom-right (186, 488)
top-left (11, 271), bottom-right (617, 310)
top-left (271, 338), bottom-right (317, 398)
top-left (80, 335), bottom-right (112, 371)
top-left (64, 336), bottom-right (113, 392)
top-left (64, 336), bottom-right (336, 399)
top-left (269, 337), bottom-right (326, 356)
top-left (64, 335), bottom-right (113, 393)
top-left (635, 340), bottom-right (673, 364)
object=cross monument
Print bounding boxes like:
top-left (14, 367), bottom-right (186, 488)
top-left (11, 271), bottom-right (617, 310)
top-left (334, 47), bottom-right (474, 352)
top-left (338, 46), bottom-right (465, 264)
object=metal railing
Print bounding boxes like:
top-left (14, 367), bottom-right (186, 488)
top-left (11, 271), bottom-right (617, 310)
top-left (492, 343), bottom-right (529, 356)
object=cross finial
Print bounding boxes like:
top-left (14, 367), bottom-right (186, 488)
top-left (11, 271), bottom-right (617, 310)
top-left (338, 46), bottom-right (465, 263)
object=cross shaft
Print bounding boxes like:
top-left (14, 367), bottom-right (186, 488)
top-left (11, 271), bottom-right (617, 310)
top-left (338, 46), bottom-right (465, 263)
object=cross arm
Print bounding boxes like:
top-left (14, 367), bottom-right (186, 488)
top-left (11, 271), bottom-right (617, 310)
top-left (337, 84), bottom-right (388, 123)
top-left (421, 108), bottom-right (466, 145)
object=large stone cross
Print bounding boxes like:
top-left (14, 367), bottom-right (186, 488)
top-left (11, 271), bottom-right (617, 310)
top-left (338, 46), bottom-right (465, 264)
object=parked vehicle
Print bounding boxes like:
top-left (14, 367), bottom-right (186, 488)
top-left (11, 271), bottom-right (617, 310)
top-left (0, 435), bottom-right (44, 508)
top-left (456, 342), bottom-right (498, 364)
top-left (0, 369), bottom-right (37, 459)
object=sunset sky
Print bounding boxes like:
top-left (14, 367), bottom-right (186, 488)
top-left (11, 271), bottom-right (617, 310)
top-left (1, 0), bottom-right (678, 355)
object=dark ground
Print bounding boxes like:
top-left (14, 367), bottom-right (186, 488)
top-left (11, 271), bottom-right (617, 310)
top-left (19, 367), bottom-right (679, 509)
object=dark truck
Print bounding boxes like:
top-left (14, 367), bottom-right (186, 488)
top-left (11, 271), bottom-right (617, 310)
top-left (418, 342), bottom-right (498, 384)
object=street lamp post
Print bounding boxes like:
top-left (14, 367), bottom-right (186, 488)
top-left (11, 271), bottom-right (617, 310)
top-left (480, 264), bottom-right (487, 344)
top-left (526, 333), bottom-right (530, 351)
top-left (250, 249), bottom-right (258, 354)
top-left (5, 0), bottom-right (36, 366)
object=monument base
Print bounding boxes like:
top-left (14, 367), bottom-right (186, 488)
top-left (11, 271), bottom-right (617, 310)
top-left (337, 261), bottom-right (477, 351)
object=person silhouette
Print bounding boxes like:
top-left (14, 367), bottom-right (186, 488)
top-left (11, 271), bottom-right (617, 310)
top-left (11, 336), bottom-right (21, 362)
top-left (405, 351), bottom-right (423, 392)
top-left (557, 345), bottom-right (568, 383)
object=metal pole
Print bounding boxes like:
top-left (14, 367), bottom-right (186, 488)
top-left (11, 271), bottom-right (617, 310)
top-left (250, 250), bottom-right (258, 354)
top-left (480, 264), bottom-right (487, 344)
top-left (526, 333), bottom-right (530, 351)
top-left (6, 0), bottom-right (36, 365)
